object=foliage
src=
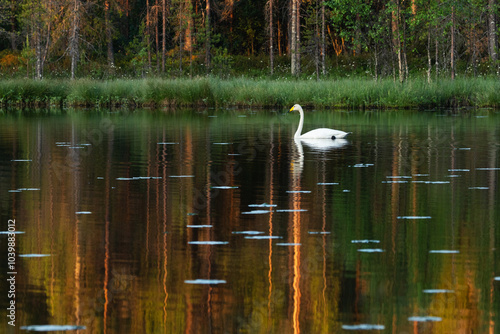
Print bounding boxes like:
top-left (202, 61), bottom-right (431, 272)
top-left (0, 0), bottom-right (497, 79)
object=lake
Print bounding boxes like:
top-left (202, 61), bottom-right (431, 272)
top-left (0, 108), bottom-right (499, 333)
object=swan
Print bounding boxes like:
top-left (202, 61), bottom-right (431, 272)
top-left (289, 104), bottom-right (351, 139)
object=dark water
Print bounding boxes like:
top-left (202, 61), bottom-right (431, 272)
top-left (0, 108), bottom-right (499, 333)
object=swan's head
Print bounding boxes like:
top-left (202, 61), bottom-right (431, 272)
top-left (289, 104), bottom-right (302, 113)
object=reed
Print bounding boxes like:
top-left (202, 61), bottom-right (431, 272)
top-left (0, 77), bottom-right (498, 109)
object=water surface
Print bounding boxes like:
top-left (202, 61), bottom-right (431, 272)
top-left (1, 108), bottom-right (499, 333)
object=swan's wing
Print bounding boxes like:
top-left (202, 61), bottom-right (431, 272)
top-left (300, 128), bottom-right (350, 139)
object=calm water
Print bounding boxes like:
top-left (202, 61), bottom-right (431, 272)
top-left (0, 108), bottom-right (499, 333)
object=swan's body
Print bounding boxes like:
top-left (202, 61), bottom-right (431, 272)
top-left (289, 104), bottom-right (350, 139)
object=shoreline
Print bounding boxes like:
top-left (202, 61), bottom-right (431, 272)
top-left (1, 77), bottom-right (499, 110)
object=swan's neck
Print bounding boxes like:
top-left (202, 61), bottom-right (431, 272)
top-left (294, 108), bottom-right (304, 138)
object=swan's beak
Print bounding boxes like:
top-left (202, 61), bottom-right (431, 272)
top-left (289, 106), bottom-right (295, 112)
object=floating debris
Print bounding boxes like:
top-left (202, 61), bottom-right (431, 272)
top-left (382, 181), bottom-right (408, 183)
top-left (184, 279), bottom-right (226, 284)
top-left (9, 188), bottom-right (40, 192)
top-left (352, 240), bottom-right (380, 244)
top-left (469, 186), bottom-right (489, 190)
top-left (275, 209), bottom-right (307, 213)
top-left (11, 159), bottom-right (32, 162)
top-left (408, 316), bottom-right (442, 322)
top-left (75, 211), bottom-right (92, 215)
top-left (187, 212), bottom-right (198, 216)
top-left (317, 182), bottom-right (339, 185)
top-left (308, 231), bottom-right (331, 235)
top-left (455, 147), bottom-right (471, 150)
top-left (448, 169), bottom-right (469, 172)
top-left (249, 203), bottom-right (277, 208)
top-left (19, 254), bottom-right (51, 258)
top-left (117, 176), bottom-right (162, 180)
top-left (423, 289), bottom-right (454, 294)
top-left (342, 190), bottom-right (351, 193)
top-left (0, 231), bottom-right (25, 234)
top-left (187, 225), bottom-right (213, 228)
top-left (358, 249), bottom-right (385, 253)
top-left (386, 176), bottom-right (412, 179)
top-left (342, 324), bottom-right (385, 330)
top-left (424, 181), bottom-right (450, 184)
top-left (20, 325), bottom-right (86, 331)
top-left (169, 175), bottom-right (194, 178)
top-left (241, 210), bottom-right (272, 215)
top-left (244, 235), bottom-right (282, 240)
top-left (429, 250), bottom-right (459, 254)
top-left (188, 241), bottom-right (229, 245)
top-left (352, 163), bottom-right (374, 168)
top-left (157, 142), bottom-right (179, 145)
top-left (477, 167), bottom-right (500, 171)
top-left (212, 186), bottom-right (238, 189)
top-left (213, 142), bottom-right (233, 145)
top-left (286, 190), bottom-right (311, 193)
top-left (398, 216), bottom-right (432, 220)
top-left (494, 277), bottom-right (500, 281)
top-left (413, 174), bottom-right (429, 177)
top-left (232, 231), bottom-right (264, 235)
top-left (276, 243), bottom-right (301, 246)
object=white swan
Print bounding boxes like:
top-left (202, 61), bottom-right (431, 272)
top-left (289, 104), bottom-right (351, 139)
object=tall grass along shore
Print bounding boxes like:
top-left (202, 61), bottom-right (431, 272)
top-left (0, 77), bottom-right (499, 109)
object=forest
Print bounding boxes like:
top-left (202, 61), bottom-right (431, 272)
top-left (0, 0), bottom-right (498, 81)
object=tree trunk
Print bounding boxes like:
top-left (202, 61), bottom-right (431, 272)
top-left (10, 0), bottom-right (17, 50)
top-left (321, 2), bottom-right (325, 76)
top-left (205, 0), bottom-right (211, 73)
top-left (296, 0), bottom-right (300, 75)
top-left (146, 0), bottom-right (152, 70)
top-left (392, 0), bottom-right (404, 82)
top-left (268, 0), bottom-right (274, 75)
top-left (290, 0), bottom-right (296, 76)
top-left (451, 5), bottom-right (455, 80)
top-left (488, 0), bottom-right (498, 63)
top-left (315, 0), bottom-right (319, 80)
top-left (105, 1), bottom-right (115, 71)
top-left (427, 28), bottom-right (431, 83)
top-left (435, 36), bottom-right (439, 81)
top-left (70, 0), bottom-right (80, 80)
top-left (162, 0), bottom-right (166, 73)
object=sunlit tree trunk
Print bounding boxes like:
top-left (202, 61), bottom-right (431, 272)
top-left (290, 0), bottom-right (299, 76)
top-left (392, 0), bottom-right (404, 82)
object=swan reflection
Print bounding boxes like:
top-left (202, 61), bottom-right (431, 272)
top-left (291, 138), bottom-right (350, 178)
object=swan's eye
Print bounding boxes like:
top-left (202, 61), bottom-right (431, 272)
top-left (331, 135), bottom-right (336, 140)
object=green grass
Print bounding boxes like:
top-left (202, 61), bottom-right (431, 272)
top-left (0, 77), bottom-right (499, 109)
